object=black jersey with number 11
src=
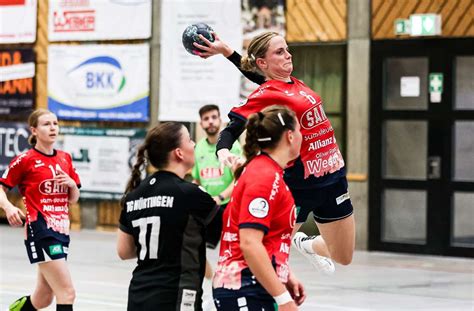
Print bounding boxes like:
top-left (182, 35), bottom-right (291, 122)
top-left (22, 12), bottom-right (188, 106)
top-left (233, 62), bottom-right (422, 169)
top-left (119, 170), bottom-right (217, 311)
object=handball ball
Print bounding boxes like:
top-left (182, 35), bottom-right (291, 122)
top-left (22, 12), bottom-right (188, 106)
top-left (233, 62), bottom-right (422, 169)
top-left (182, 23), bottom-right (215, 55)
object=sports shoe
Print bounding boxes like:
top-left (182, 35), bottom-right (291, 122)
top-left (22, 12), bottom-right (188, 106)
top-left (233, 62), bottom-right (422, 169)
top-left (9, 296), bottom-right (27, 311)
top-left (292, 232), bottom-right (336, 275)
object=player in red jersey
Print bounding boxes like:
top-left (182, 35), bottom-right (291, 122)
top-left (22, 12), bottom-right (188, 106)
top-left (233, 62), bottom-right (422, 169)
top-left (0, 109), bottom-right (80, 311)
top-left (195, 32), bottom-right (355, 274)
top-left (213, 106), bottom-right (306, 311)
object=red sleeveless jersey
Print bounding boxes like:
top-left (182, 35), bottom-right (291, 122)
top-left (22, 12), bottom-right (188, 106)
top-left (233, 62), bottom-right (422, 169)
top-left (231, 77), bottom-right (345, 178)
top-left (0, 148), bottom-right (81, 240)
top-left (213, 154), bottom-right (296, 291)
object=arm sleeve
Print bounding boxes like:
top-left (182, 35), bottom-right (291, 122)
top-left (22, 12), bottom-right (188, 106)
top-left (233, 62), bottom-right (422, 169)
top-left (216, 114), bottom-right (246, 152)
top-left (119, 200), bottom-right (133, 234)
top-left (227, 51), bottom-right (266, 85)
top-left (238, 180), bottom-right (276, 234)
top-left (0, 154), bottom-right (27, 189)
top-left (188, 185), bottom-right (220, 226)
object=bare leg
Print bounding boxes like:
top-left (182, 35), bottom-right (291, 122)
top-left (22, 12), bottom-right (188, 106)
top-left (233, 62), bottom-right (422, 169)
top-left (315, 215), bottom-right (355, 265)
top-left (38, 259), bottom-right (75, 304)
top-left (31, 268), bottom-right (54, 309)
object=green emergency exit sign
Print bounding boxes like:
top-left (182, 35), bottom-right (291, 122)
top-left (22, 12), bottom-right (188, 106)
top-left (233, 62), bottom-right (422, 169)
top-left (410, 14), bottom-right (441, 36)
top-left (429, 73), bottom-right (443, 93)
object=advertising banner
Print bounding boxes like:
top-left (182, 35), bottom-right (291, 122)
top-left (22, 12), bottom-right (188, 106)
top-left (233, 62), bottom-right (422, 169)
top-left (159, 0), bottom-right (242, 122)
top-left (48, 44), bottom-right (150, 122)
top-left (0, 48), bottom-right (35, 116)
top-left (59, 127), bottom-right (146, 200)
top-left (0, 122), bottom-right (30, 175)
top-left (48, 0), bottom-right (151, 41)
top-left (0, 0), bottom-right (37, 43)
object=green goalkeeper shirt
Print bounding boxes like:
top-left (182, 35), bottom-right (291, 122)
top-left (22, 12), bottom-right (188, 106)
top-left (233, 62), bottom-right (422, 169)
top-left (192, 138), bottom-right (242, 205)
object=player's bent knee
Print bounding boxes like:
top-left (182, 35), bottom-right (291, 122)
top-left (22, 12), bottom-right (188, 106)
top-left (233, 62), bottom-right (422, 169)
top-left (57, 287), bottom-right (76, 304)
top-left (332, 251), bottom-right (353, 265)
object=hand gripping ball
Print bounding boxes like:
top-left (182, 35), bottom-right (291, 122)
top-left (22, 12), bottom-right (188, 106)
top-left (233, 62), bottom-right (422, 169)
top-left (182, 23), bottom-right (215, 55)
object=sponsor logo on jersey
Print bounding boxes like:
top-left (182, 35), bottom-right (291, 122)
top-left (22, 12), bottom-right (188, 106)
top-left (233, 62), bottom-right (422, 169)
top-left (39, 179), bottom-right (69, 195)
top-left (248, 198), bottom-right (269, 218)
top-left (308, 136), bottom-right (334, 151)
top-left (289, 205), bottom-right (296, 228)
top-left (200, 167), bottom-right (223, 179)
top-left (269, 172), bottom-right (280, 201)
top-left (34, 160), bottom-right (45, 168)
top-left (223, 232), bottom-right (238, 242)
top-left (149, 177), bottom-right (156, 185)
top-left (300, 104), bottom-right (328, 130)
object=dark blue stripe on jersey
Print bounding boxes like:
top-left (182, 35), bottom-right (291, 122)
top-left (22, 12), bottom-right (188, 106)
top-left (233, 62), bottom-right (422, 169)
top-left (0, 181), bottom-right (13, 190)
top-left (239, 222), bottom-right (269, 235)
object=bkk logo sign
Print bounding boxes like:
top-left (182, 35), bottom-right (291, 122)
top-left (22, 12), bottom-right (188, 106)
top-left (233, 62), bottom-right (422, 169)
top-left (48, 44), bottom-right (149, 122)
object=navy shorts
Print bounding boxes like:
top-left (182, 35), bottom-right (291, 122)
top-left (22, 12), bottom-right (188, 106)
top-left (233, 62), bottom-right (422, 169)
top-left (291, 177), bottom-right (353, 224)
top-left (214, 296), bottom-right (276, 311)
top-left (25, 237), bottom-right (69, 264)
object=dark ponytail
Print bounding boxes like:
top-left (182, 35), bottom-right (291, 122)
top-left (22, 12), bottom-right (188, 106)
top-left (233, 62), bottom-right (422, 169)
top-left (122, 122), bottom-right (184, 204)
top-left (234, 105), bottom-right (296, 179)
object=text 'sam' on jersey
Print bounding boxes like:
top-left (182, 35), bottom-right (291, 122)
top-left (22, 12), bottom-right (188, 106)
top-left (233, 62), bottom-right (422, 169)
top-left (213, 154), bottom-right (296, 299)
top-left (119, 170), bottom-right (218, 310)
top-left (231, 76), bottom-right (346, 188)
top-left (0, 148), bottom-right (81, 242)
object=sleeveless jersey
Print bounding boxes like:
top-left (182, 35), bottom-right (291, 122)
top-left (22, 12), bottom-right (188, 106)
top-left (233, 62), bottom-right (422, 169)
top-left (0, 148), bottom-right (81, 242)
top-left (213, 154), bottom-right (296, 298)
top-left (231, 77), bottom-right (345, 180)
top-left (119, 170), bottom-right (217, 310)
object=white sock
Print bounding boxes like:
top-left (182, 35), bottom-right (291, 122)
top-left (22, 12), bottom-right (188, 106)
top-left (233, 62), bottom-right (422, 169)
top-left (300, 235), bottom-right (318, 254)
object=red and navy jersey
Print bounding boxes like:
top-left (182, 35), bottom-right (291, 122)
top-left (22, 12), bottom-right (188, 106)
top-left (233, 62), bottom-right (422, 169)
top-left (213, 154), bottom-right (296, 298)
top-left (231, 77), bottom-right (345, 180)
top-left (0, 148), bottom-right (81, 242)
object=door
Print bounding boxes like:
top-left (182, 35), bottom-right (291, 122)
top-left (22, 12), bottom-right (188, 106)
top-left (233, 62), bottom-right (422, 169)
top-left (370, 38), bottom-right (474, 257)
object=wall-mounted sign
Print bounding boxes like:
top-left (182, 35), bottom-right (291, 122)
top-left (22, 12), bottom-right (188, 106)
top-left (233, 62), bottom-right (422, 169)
top-left (394, 14), bottom-right (442, 37)
top-left (0, 122), bottom-right (30, 175)
top-left (48, 0), bottom-right (151, 41)
top-left (59, 127), bottom-right (146, 200)
top-left (0, 0), bottom-right (37, 43)
top-left (48, 44), bottom-right (149, 122)
top-left (429, 73), bottom-right (443, 103)
top-left (0, 48), bottom-right (35, 116)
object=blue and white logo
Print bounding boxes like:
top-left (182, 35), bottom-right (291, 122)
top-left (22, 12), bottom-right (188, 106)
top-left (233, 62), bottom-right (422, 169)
top-left (68, 56), bottom-right (126, 99)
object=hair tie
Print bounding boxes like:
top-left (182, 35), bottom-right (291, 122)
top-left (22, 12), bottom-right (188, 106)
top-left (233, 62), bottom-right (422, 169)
top-left (257, 137), bottom-right (272, 142)
top-left (277, 112), bottom-right (286, 126)
top-left (250, 53), bottom-right (256, 61)
top-left (257, 112), bottom-right (264, 120)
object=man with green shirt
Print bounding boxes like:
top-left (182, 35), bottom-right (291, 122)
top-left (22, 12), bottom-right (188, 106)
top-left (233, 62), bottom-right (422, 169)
top-left (192, 105), bottom-right (242, 252)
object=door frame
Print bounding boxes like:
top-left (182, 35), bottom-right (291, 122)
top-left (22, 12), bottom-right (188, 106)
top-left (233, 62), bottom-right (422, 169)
top-left (369, 38), bottom-right (474, 257)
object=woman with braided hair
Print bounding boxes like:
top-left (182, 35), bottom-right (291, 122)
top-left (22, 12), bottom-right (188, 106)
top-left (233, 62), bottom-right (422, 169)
top-left (213, 106), bottom-right (306, 311)
top-left (116, 122), bottom-right (219, 311)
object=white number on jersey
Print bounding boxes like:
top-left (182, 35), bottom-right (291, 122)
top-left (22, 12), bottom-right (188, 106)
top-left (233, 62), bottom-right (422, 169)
top-left (132, 216), bottom-right (161, 260)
